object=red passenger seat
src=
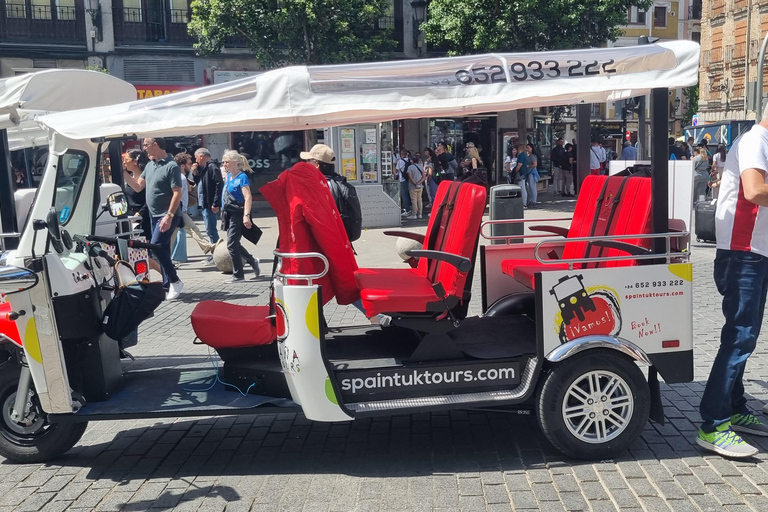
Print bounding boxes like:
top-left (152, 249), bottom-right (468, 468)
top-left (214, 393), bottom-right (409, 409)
top-left (502, 174), bottom-right (653, 288)
top-left (355, 181), bottom-right (487, 317)
top-left (191, 301), bottom-right (275, 349)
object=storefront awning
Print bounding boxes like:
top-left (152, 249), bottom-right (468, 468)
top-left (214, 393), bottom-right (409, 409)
top-left (40, 41), bottom-right (699, 142)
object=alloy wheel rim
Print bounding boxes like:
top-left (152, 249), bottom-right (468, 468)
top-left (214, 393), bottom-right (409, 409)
top-left (561, 370), bottom-right (634, 444)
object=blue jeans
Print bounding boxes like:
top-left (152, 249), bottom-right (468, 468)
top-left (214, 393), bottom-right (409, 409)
top-left (150, 215), bottom-right (181, 289)
top-left (201, 207), bottom-right (219, 244)
top-left (172, 228), bottom-right (187, 263)
top-left (700, 249), bottom-right (768, 431)
top-left (400, 181), bottom-right (412, 212)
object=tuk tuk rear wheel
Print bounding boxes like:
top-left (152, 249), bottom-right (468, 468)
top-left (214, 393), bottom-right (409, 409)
top-left (0, 363), bottom-right (87, 463)
top-left (536, 349), bottom-right (650, 460)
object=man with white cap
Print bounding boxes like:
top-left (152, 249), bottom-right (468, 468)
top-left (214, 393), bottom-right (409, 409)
top-left (301, 143), bottom-right (337, 171)
top-left (301, 144), bottom-right (362, 243)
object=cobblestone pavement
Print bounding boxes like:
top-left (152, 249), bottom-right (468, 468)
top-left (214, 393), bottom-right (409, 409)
top-left (5, 194), bottom-right (768, 512)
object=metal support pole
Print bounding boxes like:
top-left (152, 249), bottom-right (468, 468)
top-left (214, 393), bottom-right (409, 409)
top-left (650, 88), bottom-right (669, 254)
top-left (576, 103), bottom-right (591, 190)
top-left (756, 30), bottom-right (768, 122)
top-left (637, 96), bottom-right (647, 160)
top-left (0, 130), bottom-right (18, 249)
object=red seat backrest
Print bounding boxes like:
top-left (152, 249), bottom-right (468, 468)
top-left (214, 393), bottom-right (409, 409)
top-left (418, 181), bottom-right (487, 298)
top-left (562, 174), bottom-right (652, 268)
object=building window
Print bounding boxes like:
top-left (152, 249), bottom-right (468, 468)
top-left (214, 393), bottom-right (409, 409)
top-left (31, 0), bottom-right (51, 19)
top-left (628, 6), bottom-right (646, 24)
top-left (654, 6), bottom-right (667, 27)
top-left (692, 31), bottom-right (701, 44)
top-left (6, 0), bottom-right (26, 18)
top-left (123, 0), bottom-right (142, 22)
top-left (170, 0), bottom-right (188, 23)
top-left (56, 0), bottom-right (75, 20)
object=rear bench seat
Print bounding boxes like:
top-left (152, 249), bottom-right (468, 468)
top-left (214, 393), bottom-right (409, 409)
top-left (502, 174), bottom-right (653, 289)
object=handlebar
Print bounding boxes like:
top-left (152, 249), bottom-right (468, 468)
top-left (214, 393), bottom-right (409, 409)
top-left (84, 234), bottom-right (161, 251)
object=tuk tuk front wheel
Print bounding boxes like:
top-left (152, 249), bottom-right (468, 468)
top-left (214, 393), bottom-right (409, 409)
top-left (536, 349), bottom-right (650, 460)
top-left (0, 363), bottom-right (87, 463)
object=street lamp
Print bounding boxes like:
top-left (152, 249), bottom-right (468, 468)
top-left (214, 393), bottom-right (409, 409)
top-left (669, 96), bottom-right (681, 117)
top-left (87, 0), bottom-right (103, 42)
top-left (411, 0), bottom-right (427, 51)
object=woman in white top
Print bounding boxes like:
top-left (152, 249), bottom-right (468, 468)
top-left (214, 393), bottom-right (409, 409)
top-left (711, 144), bottom-right (727, 199)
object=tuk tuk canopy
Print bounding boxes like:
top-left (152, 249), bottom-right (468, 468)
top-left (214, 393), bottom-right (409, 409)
top-left (39, 41), bottom-right (699, 142)
top-left (0, 69), bottom-right (136, 151)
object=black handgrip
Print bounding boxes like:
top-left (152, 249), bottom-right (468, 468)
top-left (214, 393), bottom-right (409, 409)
top-left (126, 240), bottom-right (162, 251)
top-left (88, 245), bottom-right (116, 266)
top-left (95, 250), bottom-right (116, 267)
top-left (86, 234), bottom-right (119, 245)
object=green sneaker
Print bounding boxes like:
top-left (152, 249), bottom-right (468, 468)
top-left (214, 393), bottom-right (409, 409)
top-left (731, 412), bottom-right (768, 437)
top-left (696, 422), bottom-right (758, 458)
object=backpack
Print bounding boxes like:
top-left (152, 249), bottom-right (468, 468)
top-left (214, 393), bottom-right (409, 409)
top-left (447, 156), bottom-right (459, 174)
top-left (327, 175), bottom-right (363, 242)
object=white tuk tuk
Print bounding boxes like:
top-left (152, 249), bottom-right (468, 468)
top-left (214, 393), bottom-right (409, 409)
top-left (0, 41), bottom-right (699, 462)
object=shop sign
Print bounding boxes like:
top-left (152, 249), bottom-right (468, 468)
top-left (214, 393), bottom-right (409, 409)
top-left (135, 85), bottom-right (196, 100)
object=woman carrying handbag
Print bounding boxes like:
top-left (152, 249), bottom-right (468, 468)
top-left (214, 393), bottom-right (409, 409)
top-left (221, 150), bottom-right (262, 283)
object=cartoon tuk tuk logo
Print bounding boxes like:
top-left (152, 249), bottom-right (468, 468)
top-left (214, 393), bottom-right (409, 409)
top-left (550, 274), bottom-right (622, 343)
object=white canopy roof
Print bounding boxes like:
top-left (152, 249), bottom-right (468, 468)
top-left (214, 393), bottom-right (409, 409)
top-left (0, 69), bottom-right (136, 150)
top-left (40, 41), bottom-right (699, 141)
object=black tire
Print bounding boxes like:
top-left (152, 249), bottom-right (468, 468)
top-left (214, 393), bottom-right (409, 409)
top-left (0, 363), bottom-right (87, 463)
top-left (536, 349), bottom-right (650, 460)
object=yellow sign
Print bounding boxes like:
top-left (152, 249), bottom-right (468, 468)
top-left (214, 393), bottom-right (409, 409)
top-left (342, 158), bottom-right (357, 181)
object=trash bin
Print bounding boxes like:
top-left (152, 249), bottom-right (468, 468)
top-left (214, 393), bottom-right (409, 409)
top-left (490, 184), bottom-right (524, 244)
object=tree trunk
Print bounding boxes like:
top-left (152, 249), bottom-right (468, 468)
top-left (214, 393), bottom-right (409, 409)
top-left (516, 109), bottom-right (528, 145)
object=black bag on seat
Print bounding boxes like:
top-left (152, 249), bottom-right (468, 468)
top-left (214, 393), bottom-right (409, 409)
top-left (103, 262), bottom-right (165, 340)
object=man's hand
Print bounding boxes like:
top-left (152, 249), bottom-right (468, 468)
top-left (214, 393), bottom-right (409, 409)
top-left (191, 163), bottom-right (199, 175)
top-left (211, 206), bottom-right (219, 214)
top-left (159, 215), bottom-right (173, 233)
top-left (244, 215), bottom-right (252, 229)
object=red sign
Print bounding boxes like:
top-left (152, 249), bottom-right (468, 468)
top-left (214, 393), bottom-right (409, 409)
top-left (135, 85), bottom-right (196, 100)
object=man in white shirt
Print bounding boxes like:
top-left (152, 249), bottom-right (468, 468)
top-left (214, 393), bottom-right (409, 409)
top-left (697, 104), bottom-right (768, 458)
top-left (589, 139), bottom-right (606, 175)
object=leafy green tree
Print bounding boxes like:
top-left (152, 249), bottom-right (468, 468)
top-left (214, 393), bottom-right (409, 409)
top-left (189, 0), bottom-right (397, 66)
top-left (682, 85), bottom-right (698, 128)
top-left (420, 0), bottom-right (653, 143)
top-left (421, 0), bottom-right (653, 54)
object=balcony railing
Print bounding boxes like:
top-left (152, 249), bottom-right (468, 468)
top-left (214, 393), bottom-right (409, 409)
top-left (688, 3), bottom-right (702, 19)
top-left (113, 7), bottom-right (193, 45)
top-left (0, 3), bottom-right (85, 42)
top-left (377, 15), bottom-right (404, 52)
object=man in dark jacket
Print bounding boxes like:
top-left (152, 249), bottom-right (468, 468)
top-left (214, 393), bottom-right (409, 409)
top-left (192, 147), bottom-right (223, 244)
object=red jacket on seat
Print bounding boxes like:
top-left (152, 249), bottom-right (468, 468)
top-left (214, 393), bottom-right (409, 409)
top-left (260, 162), bottom-right (360, 305)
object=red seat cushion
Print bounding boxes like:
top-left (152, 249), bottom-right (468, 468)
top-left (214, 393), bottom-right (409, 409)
top-left (508, 262), bottom-right (570, 289)
top-left (191, 301), bottom-right (275, 349)
top-left (354, 267), bottom-right (440, 316)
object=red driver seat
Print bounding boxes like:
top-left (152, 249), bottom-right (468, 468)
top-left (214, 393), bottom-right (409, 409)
top-left (354, 181), bottom-right (487, 318)
top-left (502, 174), bottom-right (653, 289)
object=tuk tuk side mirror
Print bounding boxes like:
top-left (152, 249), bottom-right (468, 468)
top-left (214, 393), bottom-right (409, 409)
top-left (0, 266), bottom-right (38, 295)
top-left (106, 192), bottom-right (128, 218)
top-left (45, 208), bottom-right (61, 242)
